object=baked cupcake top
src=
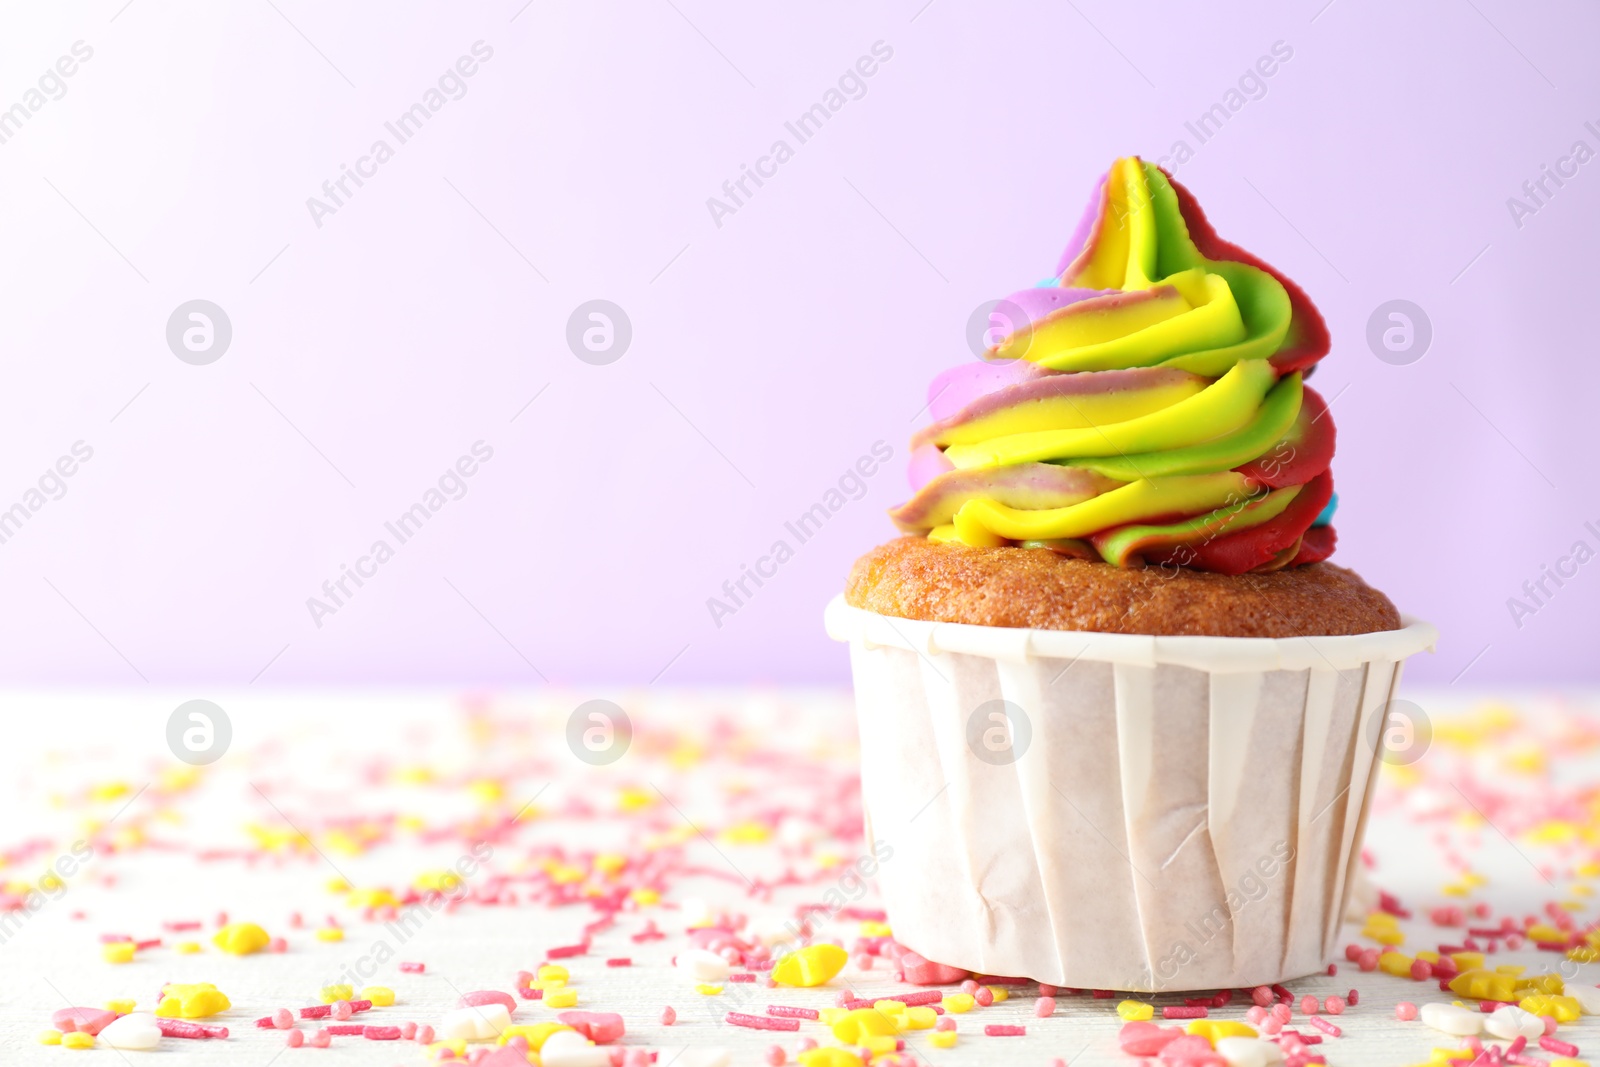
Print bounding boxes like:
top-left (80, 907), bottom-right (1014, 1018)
top-left (895, 157), bottom-right (1337, 576)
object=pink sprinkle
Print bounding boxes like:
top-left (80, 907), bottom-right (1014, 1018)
top-left (415, 1025), bottom-right (434, 1044)
top-left (1543, 1015), bottom-right (1559, 1036)
top-left (1309, 1017), bottom-right (1341, 1037)
top-left (797, 1038), bottom-right (817, 1052)
top-left (1163, 1007), bottom-right (1207, 1020)
top-left (974, 987), bottom-right (994, 1008)
top-left (272, 1008), bottom-right (294, 1030)
top-left (547, 942), bottom-right (589, 959)
top-left (606, 958), bottom-right (632, 967)
top-left (155, 1019), bottom-right (227, 1039)
top-left (331, 1000), bottom-right (353, 1021)
top-left (1357, 949), bottom-right (1379, 971)
top-left (960, 980), bottom-right (979, 994)
top-left (1327, 964), bottom-right (1337, 976)
top-left (400, 1022), bottom-right (417, 1040)
top-left (1246, 1006), bottom-right (1267, 1024)
top-left (726, 1013), bottom-right (799, 1032)
top-left (1324, 996), bottom-right (1345, 1015)
top-left (325, 1025), bottom-right (362, 1036)
top-left (1541, 1036), bottom-right (1579, 1056)
top-left (1410, 960), bottom-right (1433, 981)
top-left (1507, 1036), bottom-right (1527, 1055)
top-left (984, 1025), bottom-right (1026, 1036)
top-left (728, 974), bottom-right (756, 983)
top-left (399, 962), bottom-right (426, 973)
top-left (1344, 944), bottom-right (1362, 961)
top-left (268, 937), bottom-right (287, 953)
top-left (1300, 996), bottom-right (1319, 1015)
top-left (363, 1026), bottom-right (401, 1040)
top-left (1262, 1016), bottom-right (1283, 1035)
top-left (935, 1017), bottom-right (956, 1032)
top-left (1347, 989), bottom-right (1359, 1006)
top-left (767, 1006), bottom-right (820, 1021)
top-left (309, 1029), bottom-right (331, 1048)
top-left (1035, 997), bottom-right (1055, 1018)
top-left (1039, 985), bottom-right (1057, 997)
top-left (1395, 1002), bottom-right (1417, 1021)
top-left (1252, 985), bottom-right (1276, 1007)
top-left (834, 990), bottom-right (855, 1008)
top-left (1272, 1003), bottom-right (1292, 1023)
top-left (764, 1045), bottom-right (786, 1066)
top-left (285, 1030), bottom-right (304, 1047)
top-left (518, 987), bottom-right (543, 1000)
top-left (660, 1007), bottom-right (676, 1026)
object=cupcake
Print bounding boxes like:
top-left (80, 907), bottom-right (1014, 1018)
top-left (826, 157), bottom-right (1435, 992)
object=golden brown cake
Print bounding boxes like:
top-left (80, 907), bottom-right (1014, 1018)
top-left (846, 536), bottom-right (1399, 637)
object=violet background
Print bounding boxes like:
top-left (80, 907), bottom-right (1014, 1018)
top-left (0, 0), bottom-right (1594, 688)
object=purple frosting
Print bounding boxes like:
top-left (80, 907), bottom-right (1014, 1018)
top-left (1053, 170), bottom-right (1109, 278)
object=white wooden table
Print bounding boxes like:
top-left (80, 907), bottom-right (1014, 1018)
top-left (0, 687), bottom-right (1594, 1066)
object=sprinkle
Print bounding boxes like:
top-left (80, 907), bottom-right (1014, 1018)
top-left (546, 942), bottom-right (589, 959)
top-left (37, 1031), bottom-right (61, 1046)
top-left (285, 1030), bottom-right (304, 1047)
top-left (1301, 996), bottom-right (1320, 1015)
top-left (726, 1012), bottom-right (800, 1032)
top-left (1541, 1036), bottom-right (1580, 1057)
top-left (660, 1006), bottom-right (676, 1026)
top-left (62, 1032), bottom-right (95, 1049)
top-left (399, 961), bottom-right (425, 973)
top-left (361, 986), bottom-right (395, 1007)
top-left (155, 1018), bottom-right (228, 1039)
top-left (768, 1006), bottom-right (821, 1020)
top-left (974, 987), bottom-right (994, 1008)
top-left (1035, 997), bottom-right (1055, 1018)
top-left (414, 1025), bottom-right (434, 1044)
top-left (765, 1044), bottom-right (787, 1065)
top-left (363, 1026), bottom-right (401, 1040)
top-left (1324, 996), bottom-right (1346, 1015)
top-left (983, 1025), bottom-right (1025, 1036)
top-left (606, 958), bottom-right (632, 967)
top-left (325, 1025), bottom-right (363, 1035)
top-left (1309, 1017), bottom-right (1342, 1037)
top-left (1163, 1006), bottom-right (1207, 1020)
top-left (309, 1028), bottom-right (330, 1048)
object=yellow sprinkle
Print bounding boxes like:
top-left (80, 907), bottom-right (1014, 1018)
top-left (832, 1009), bottom-right (901, 1044)
top-left (102, 942), bottom-right (136, 964)
top-left (174, 940), bottom-right (202, 954)
top-left (498, 1023), bottom-right (574, 1049)
top-left (630, 888), bottom-right (660, 906)
top-left (62, 1031), bottom-right (94, 1049)
top-left (315, 927), bottom-right (345, 942)
top-left (104, 999), bottom-right (136, 1014)
top-left (428, 1039), bottom-right (469, 1057)
top-left (325, 876), bottom-right (351, 892)
top-left (863, 1035), bottom-right (898, 1054)
top-left (693, 984), bottom-right (722, 996)
top-left (942, 993), bottom-right (975, 1014)
top-left (873, 1000), bottom-right (906, 1015)
top-left (320, 984), bottom-right (354, 1004)
top-left (38, 1030), bottom-right (62, 1045)
top-left (1520, 994), bottom-right (1581, 1022)
top-left (545, 988), bottom-right (578, 1008)
top-left (361, 986), bottom-right (395, 1007)
top-left (538, 965), bottom-right (569, 983)
top-left (817, 1008), bottom-right (847, 1026)
top-left (592, 853), bottom-right (626, 876)
top-left (1117, 999), bottom-right (1154, 1022)
top-left (1416, 950), bottom-right (1440, 963)
top-left (859, 921), bottom-right (893, 938)
top-left (1365, 911), bottom-right (1400, 928)
top-left (345, 887), bottom-right (400, 909)
top-left (1495, 964), bottom-right (1527, 977)
top-left (1379, 952), bottom-right (1416, 977)
top-left (1363, 925), bottom-right (1405, 945)
top-left (1551, 1059), bottom-right (1590, 1067)
top-left (797, 1050), bottom-right (864, 1067)
top-left (1451, 952), bottom-right (1485, 971)
top-left (1527, 924), bottom-right (1567, 943)
top-left (928, 1030), bottom-right (958, 1049)
top-left (903, 1006), bottom-right (937, 1030)
top-left (771, 944), bottom-right (849, 988)
top-left (1187, 1020), bottom-right (1258, 1044)
top-left (987, 986), bottom-right (1009, 1003)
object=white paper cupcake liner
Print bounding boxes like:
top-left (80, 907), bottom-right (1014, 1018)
top-left (825, 594), bottom-right (1437, 992)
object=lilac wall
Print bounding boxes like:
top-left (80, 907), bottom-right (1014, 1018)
top-left (0, 1), bottom-right (1594, 686)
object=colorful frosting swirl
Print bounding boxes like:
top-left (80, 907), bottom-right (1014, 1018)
top-left (893, 157), bottom-right (1339, 576)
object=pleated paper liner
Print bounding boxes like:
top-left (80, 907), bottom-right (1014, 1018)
top-left (825, 594), bottom-right (1436, 992)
